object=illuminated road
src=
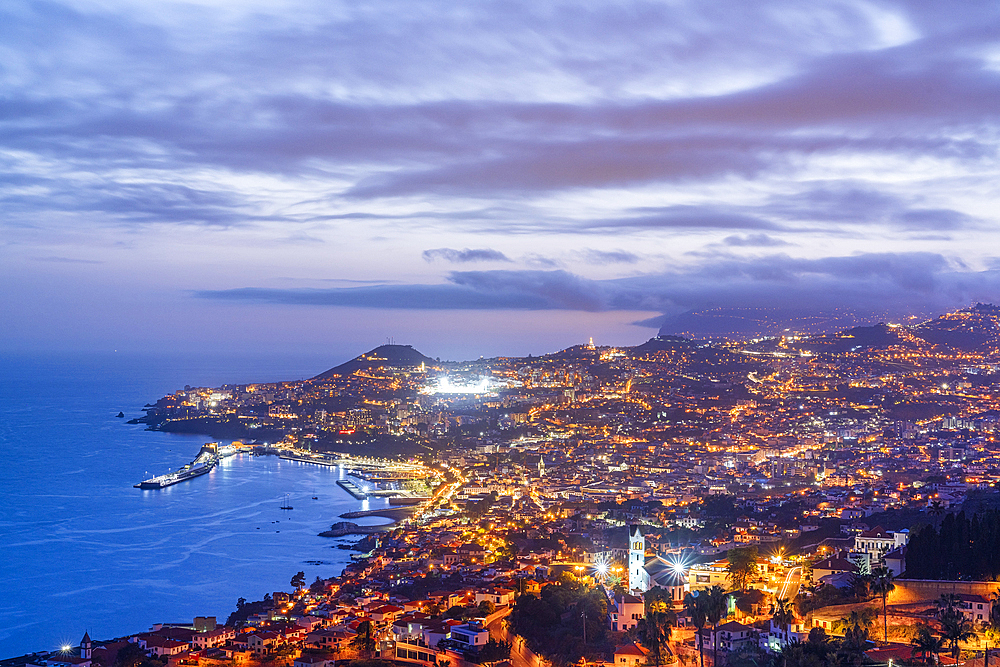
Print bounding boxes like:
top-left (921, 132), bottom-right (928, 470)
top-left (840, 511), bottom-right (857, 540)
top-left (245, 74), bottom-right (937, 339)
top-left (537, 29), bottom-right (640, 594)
top-left (778, 566), bottom-right (802, 601)
top-left (489, 615), bottom-right (543, 667)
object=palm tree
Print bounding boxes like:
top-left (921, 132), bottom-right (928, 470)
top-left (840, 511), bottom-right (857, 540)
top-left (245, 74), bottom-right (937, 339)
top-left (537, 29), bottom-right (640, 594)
top-left (836, 607), bottom-right (877, 661)
top-left (638, 610), bottom-right (673, 667)
top-left (773, 598), bottom-right (795, 631)
top-left (937, 593), bottom-right (961, 615)
top-left (939, 606), bottom-right (976, 660)
top-left (869, 566), bottom-right (895, 644)
top-left (684, 592), bottom-right (708, 667)
top-left (726, 548), bottom-right (759, 592)
top-left (705, 586), bottom-right (729, 667)
top-left (834, 608), bottom-right (877, 638)
top-left (911, 624), bottom-right (943, 665)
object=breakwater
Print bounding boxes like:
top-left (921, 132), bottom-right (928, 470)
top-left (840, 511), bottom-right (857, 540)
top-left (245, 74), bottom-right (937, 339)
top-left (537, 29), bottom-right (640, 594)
top-left (336, 479), bottom-right (367, 499)
top-left (319, 521), bottom-right (391, 537)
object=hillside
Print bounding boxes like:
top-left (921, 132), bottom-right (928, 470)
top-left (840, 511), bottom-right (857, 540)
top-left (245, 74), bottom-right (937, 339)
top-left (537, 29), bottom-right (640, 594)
top-left (313, 344), bottom-right (435, 379)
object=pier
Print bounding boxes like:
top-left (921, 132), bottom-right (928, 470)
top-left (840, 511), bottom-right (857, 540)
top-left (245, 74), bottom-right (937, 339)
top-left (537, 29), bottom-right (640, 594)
top-left (336, 479), bottom-right (368, 500)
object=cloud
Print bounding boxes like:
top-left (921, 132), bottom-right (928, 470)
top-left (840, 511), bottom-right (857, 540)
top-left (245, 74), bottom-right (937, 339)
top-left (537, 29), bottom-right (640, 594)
top-left (721, 234), bottom-right (790, 247)
top-left (32, 256), bottom-right (104, 264)
top-left (198, 251), bottom-right (1000, 318)
top-left (422, 247), bottom-right (511, 263)
top-left (198, 269), bottom-right (604, 310)
top-left (579, 249), bottom-right (640, 264)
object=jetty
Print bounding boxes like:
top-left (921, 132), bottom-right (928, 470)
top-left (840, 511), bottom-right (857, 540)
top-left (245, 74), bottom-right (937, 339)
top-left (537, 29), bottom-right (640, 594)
top-left (337, 479), bottom-right (368, 500)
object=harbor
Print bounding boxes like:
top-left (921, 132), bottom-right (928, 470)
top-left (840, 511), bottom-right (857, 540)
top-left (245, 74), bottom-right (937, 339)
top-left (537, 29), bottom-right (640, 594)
top-left (134, 443), bottom-right (219, 489)
top-left (133, 442), bottom-right (249, 489)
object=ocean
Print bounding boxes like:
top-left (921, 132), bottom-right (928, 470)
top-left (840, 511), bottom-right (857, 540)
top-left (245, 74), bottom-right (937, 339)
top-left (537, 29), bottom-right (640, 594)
top-left (0, 351), bottom-right (388, 658)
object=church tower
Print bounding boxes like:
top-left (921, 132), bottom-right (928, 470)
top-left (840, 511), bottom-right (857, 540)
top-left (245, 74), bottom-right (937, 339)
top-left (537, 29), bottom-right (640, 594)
top-left (81, 632), bottom-right (92, 660)
top-left (628, 525), bottom-right (647, 593)
top-left (537, 455), bottom-right (545, 478)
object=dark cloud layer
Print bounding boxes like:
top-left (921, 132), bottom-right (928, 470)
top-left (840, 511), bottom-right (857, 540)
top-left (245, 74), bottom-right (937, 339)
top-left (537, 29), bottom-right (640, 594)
top-left (199, 251), bottom-right (1000, 318)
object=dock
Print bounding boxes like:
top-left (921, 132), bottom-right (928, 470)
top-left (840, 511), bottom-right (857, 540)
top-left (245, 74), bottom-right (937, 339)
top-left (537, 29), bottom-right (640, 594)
top-left (337, 479), bottom-right (368, 500)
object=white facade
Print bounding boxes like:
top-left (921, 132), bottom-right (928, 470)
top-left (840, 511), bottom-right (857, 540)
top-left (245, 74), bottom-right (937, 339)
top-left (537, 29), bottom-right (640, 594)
top-left (629, 525), bottom-right (649, 593)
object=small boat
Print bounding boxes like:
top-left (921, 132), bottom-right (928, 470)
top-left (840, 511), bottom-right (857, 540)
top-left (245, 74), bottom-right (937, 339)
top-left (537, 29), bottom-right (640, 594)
top-left (280, 493), bottom-right (293, 510)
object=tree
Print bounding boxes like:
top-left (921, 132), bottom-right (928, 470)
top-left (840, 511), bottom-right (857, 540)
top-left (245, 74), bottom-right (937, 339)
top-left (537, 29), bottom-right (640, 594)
top-left (310, 576), bottom-right (326, 594)
top-left (114, 643), bottom-right (147, 667)
top-left (773, 598), bottom-right (795, 635)
top-left (477, 638), bottom-right (511, 665)
top-left (911, 624), bottom-right (943, 665)
top-left (351, 620), bottom-right (378, 659)
top-left (236, 597), bottom-right (247, 609)
top-left (684, 591), bottom-right (708, 667)
top-left (869, 566), bottom-right (895, 644)
top-left (638, 610), bottom-right (673, 667)
top-left (836, 608), bottom-right (876, 662)
top-left (705, 586), bottom-right (729, 667)
top-left (726, 547), bottom-right (759, 592)
top-left (939, 606), bottom-right (975, 660)
top-left (478, 600), bottom-right (497, 616)
top-left (290, 571), bottom-right (306, 590)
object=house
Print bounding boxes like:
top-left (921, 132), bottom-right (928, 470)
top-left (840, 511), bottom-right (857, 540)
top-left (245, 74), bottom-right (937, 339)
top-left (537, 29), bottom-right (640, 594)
top-left (247, 631), bottom-right (281, 656)
top-left (883, 546), bottom-right (906, 577)
top-left (370, 605), bottom-right (404, 623)
top-left (138, 636), bottom-right (190, 659)
top-left (613, 643), bottom-right (650, 667)
top-left (449, 622), bottom-right (489, 649)
top-left (475, 588), bottom-right (515, 607)
top-left (764, 618), bottom-right (810, 653)
top-left (393, 618), bottom-right (431, 644)
top-left (421, 621), bottom-right (455, 648)
top-left (457, 543), bottom-right (487, 561)
top-left (192, 627), bottom-right (235, 651)
top-left (428, 591), bottom-right (465, 609)
top-left (957, 594), bottom-right (992, 624)
top-left (609, 593), bottom-right (645, 632)
top-left (294, 655), bottom-right (335, 667)
top-left (853, 526), bottom-right (909, 560)
top-left (305, 628), bottom-right (352, 650)
top-left (811, 555), bottom-right (859, 583)
top-left (713, 621), bottom-right (756, 653)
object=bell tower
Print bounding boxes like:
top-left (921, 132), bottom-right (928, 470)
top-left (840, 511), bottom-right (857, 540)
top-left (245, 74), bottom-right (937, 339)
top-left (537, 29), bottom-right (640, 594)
top-left (628, 525), bottom-right (647, 592)
top-left (81, 632), bottom-right (92, 660)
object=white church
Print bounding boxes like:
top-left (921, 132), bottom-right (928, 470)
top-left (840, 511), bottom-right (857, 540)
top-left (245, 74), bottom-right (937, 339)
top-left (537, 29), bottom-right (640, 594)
top-left (628, 525), bottom-right (689, 606)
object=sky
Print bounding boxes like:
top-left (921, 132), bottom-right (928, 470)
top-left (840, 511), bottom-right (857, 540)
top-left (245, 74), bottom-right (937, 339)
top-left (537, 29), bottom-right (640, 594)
top-left (2, 0), bottom-right (1000, 360)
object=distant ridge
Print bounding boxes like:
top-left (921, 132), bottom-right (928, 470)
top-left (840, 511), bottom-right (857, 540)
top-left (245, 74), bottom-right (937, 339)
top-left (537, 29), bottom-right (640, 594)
top-left (780, 303), bottom-right (1000, 354)
top-left (313, 344), bottom-right (435, 379)
top-left (657, 307), bottom-right (902, 339)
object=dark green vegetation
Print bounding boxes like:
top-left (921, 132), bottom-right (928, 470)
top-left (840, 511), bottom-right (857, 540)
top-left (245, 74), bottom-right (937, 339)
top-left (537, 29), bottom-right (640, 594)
top-left (905, 510), bottom-right (1000, 580)
top-left (509, 576), bottom-right (610, 666)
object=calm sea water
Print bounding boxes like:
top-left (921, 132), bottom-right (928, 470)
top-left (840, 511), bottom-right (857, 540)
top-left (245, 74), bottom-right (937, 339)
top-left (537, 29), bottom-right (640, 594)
top-left (0, 352), bottom-right (390, 658)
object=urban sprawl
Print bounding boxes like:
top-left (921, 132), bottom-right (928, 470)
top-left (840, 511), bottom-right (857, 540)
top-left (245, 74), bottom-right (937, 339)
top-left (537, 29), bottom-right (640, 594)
top-left (20, 304), bottom-right (1000, 667)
